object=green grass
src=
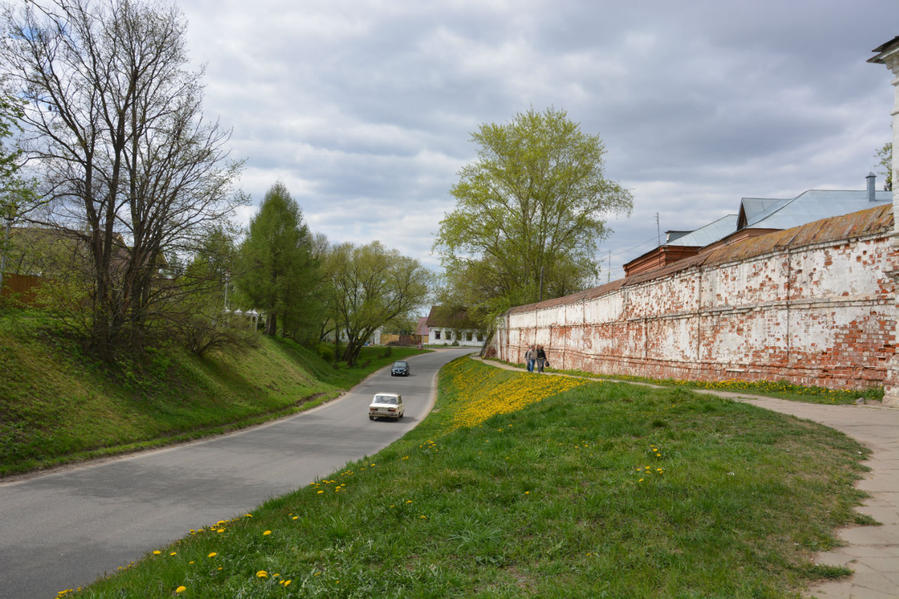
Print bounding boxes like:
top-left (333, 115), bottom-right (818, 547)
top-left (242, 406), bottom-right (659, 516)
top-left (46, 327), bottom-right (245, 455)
top-left (0, 310), bottom-right (426, 477)
top-left (71, 356), bottom-right (870, 598)
top-left (488, 358), bottom-right (883, 405)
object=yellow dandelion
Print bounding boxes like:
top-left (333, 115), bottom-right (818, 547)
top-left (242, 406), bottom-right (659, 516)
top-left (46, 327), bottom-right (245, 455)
top-left (292, 516), bottom-right (299, 520)
top-left (208, 552), bottom-right (217, 558)
top-left (256, 570), bottom-right (268, 578)
top-left (175, 586), bottom-right (187, 593)
top-left (152, 550), bottom-right (162, 555)
top-left (262, 530), bottom-right (272, 536)
top-left (170, 552), bottom-right (177, 556)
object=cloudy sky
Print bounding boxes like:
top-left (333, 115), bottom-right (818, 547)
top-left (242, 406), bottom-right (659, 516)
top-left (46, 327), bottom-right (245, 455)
top-left (178, 0), bottom-right (899, 280)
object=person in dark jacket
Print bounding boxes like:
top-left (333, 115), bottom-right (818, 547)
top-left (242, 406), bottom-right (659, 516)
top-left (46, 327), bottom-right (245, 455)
top-left (536, 345), bottom-right (547, 372)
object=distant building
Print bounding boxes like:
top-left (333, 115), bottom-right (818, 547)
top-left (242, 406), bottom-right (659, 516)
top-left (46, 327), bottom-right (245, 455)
top-left (415, 316), bottom-right (429, 339)
top-left (623, 176), bottom-right (891, 278)
top-left (426, 306), bottom-right (484, 346)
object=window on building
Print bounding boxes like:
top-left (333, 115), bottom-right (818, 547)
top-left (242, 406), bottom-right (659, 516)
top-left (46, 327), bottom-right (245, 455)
top-left (466, 332), bottom-right (473, 341)
top-left (434, 330), bottom-right (441, 340)
top-left (477, 333), bottom-right (484, 341)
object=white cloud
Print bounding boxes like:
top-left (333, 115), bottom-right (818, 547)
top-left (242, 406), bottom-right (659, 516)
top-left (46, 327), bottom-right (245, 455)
top-left (173, 0), bottom-right (899, 284)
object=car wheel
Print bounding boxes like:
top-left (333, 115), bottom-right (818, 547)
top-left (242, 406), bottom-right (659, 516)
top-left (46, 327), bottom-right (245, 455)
top-left (369, 415), bottom-right (375, 421)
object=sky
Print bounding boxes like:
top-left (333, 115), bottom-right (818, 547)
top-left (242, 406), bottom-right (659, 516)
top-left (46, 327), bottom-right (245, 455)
top-left (177, 0), bottom-right (899, 281)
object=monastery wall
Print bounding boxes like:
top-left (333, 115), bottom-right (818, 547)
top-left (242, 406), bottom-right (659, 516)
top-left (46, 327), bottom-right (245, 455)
top-left (493, 206), bottom-right (896, 391)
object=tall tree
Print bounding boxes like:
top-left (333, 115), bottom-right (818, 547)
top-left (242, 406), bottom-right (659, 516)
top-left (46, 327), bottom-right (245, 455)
top-left (876, 142), bottom-right (893, 191)
top-left (434, 107), bottom-right (632, 323)
top-left (236, 183), bottom-right (320, 339)
top-left (326, 241), bottom-right (430, 365)
top-left (1, 0), bottom-right (242, 356)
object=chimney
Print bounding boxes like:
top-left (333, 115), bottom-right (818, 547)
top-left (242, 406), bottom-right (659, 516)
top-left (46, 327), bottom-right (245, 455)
top-left (867, 172), bottom-right (876, 201)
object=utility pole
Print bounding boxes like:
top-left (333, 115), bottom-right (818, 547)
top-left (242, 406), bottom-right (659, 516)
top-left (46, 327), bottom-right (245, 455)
top-left (656, 212), bottom-right (661, 246)
top-left (607, 250), bottom-right (611, 283)
top-left (223, 271), bottom-right (230, 311)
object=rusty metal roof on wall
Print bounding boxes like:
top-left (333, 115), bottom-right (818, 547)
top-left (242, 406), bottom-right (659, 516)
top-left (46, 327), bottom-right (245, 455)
top-left (507, 204), bottom-right (893, 315)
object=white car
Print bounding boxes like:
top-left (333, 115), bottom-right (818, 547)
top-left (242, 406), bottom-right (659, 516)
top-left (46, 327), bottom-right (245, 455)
top-left (369, 393), bottom-right (404, 421)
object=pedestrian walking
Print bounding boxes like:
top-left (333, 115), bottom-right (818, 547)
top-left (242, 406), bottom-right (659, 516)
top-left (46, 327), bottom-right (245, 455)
top-left (525, 345), bottom-right (536, 372)
top-left (536, 345), bottom-right (547, 372)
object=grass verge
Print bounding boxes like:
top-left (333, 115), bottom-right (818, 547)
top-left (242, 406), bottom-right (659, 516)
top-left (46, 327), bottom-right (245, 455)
top-left (0, 310), bottom-right (426, 477)
top-left (487, 358), bottom-right (883, 405)
top-left (70, 356), bottom-right (870, 598)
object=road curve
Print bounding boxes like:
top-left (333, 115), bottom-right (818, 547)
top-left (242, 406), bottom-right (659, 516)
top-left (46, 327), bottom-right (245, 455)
top-left (0, 348), bottom-right (473, 599)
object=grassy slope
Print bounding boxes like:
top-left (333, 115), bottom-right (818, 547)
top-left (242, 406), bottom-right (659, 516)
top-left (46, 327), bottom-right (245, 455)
top-left (75, 357), bottom-right (871, 599)
top-left (0, 311), bottom-right (424, 476)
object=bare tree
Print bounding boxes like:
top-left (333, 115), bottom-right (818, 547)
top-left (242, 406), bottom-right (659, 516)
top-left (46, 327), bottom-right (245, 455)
top-left (1, 0), bottom-right (242, 356)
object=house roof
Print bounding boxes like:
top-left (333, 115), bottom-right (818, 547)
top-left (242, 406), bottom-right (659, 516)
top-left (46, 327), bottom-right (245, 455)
top-left (868, 36), bottom-right (899, 64)
top-left (426, 305), bottom-right (479, 329)
top-left (667, 214), bottom-right (739, 247)
top-left (510, 203), bottom-right (893, 315)
top-left (415, 316), bottom-right (429, 336)
top-left (740, 189), bottom-right (891, 231)
top-left (737, 197), bottom-right (790, 229)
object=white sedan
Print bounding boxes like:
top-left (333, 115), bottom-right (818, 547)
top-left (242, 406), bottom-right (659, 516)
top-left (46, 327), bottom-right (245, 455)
top-left (368, 393), bottom-right (404, 421)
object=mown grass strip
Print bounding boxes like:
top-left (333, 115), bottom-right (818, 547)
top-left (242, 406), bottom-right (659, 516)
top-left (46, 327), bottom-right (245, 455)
top-left (487, 357), bottom-right (882, 405)
top-left (70, 356), bottom-right (870, 598)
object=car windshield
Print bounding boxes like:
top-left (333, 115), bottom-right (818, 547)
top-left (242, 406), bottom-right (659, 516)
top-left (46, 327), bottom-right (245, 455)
top-left (375, 395), bottom-right (397, 404)
top-left (394, 361), bottom-right (407, 367)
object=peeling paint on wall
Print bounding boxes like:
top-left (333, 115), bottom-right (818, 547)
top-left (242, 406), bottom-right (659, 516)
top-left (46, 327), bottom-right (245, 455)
top-left (493, 206), bottom-right (896, 391)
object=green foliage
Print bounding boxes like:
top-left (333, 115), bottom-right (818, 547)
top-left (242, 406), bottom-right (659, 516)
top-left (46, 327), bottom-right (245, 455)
top-left (3, 0), bottom-right (243, 358)
top-left (326, 241), bottom-right (430, 365)
top-left (77, 358), bottom-right (868, 598)
top-left (315, 342), bottom-right (335, 363)
top-left (236, 183), bottom-right (323, 341)
top-left (435, 107), bottom-right (633, 325)
top-left (0, 310), bottom-right (427, 476)
top-left (875, 141), bottom-right (892, 191)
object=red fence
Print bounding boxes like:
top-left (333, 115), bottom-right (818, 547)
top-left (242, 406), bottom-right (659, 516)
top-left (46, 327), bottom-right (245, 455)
top-left (0, 273), bottom-right (43, 305)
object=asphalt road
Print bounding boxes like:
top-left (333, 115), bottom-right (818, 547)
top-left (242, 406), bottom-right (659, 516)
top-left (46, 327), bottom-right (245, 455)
top-left (0, 348), bottom-right (473, 599)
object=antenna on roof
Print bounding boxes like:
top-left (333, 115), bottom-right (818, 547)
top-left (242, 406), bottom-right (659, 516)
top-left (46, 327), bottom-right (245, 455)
top-left (656, 213), bottom-right (661, 246)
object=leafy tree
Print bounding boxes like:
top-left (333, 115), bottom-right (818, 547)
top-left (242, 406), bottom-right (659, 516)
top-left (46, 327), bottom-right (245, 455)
top-left (0, 92), bottom-right (36, 294)
top-left (876, 142), bottom-right (893, 191)
top-left (435, 107), bottom-right (632, 324)
top-left (236, 183), bottom-right (321, 339)
top-left (172, 226), bottom-right (256, 356)
top-left (2, 0), bottom-right (243, 356)
top-left (326, 241), bottom-right (430, 365)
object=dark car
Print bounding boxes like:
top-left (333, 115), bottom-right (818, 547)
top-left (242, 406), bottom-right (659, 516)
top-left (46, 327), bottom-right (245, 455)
top-left (390, 360), bottom-right (409, 376)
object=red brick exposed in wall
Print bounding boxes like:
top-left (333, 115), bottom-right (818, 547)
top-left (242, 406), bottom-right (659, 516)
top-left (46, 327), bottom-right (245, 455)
top-left (495, 219), bottom-right (895, 391)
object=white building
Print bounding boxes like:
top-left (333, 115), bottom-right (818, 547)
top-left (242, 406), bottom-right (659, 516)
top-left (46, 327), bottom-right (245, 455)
top-left (426, 306), bottom-right (485, 347)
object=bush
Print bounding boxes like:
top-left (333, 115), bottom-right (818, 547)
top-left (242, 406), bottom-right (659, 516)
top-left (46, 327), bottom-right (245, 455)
top-left (316, 342), bottom-right (335, 363)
